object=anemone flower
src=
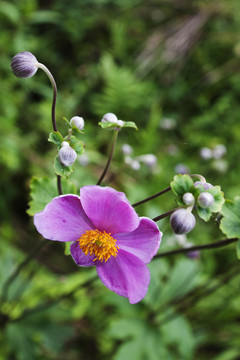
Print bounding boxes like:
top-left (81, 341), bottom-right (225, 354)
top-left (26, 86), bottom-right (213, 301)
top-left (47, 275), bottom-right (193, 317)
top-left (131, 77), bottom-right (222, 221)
top-left (34, 185), bottom-right (162, 304)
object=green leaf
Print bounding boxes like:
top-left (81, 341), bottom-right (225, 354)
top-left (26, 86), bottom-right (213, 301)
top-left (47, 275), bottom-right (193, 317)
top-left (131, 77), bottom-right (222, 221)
top-left (54, 156), bottom-right (73, 178)
top-left (48, 131), bottom-right (64, 149)
top-left (69, 136), bottom-right (85, 155)
top-left (27, 176), bottom-right (77, 216)
top-left (122, 121), bottom-right (138, 130)
top-left (220, 197), bottom-right (240, 238)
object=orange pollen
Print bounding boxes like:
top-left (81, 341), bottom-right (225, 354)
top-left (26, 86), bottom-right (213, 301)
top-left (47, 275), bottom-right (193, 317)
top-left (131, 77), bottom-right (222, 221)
top-left (78, 229), bottom-right (119, 262)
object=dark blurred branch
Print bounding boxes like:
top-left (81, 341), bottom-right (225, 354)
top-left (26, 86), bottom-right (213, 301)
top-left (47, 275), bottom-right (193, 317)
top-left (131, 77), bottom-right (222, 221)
top-left (154, 238), bottom-right (238, 259)
top-left (97, 130), bottom-right (118, 185)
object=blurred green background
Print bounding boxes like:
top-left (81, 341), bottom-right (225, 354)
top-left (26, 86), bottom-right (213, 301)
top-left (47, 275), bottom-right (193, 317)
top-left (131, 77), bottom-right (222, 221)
top-left (1, 0), bottom-right (240, 359)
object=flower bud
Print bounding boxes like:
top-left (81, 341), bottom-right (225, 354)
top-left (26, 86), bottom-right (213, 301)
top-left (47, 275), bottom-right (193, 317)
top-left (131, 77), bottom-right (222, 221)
top-left (70, 116), bottom-right (85, 131)
top-left (130, 159), bottom-right (141, 171)
top-left (197, 192), bottom-right (214, 208)
top-left (61, 141), bottom-right (70, 148)
top-left (194, 181), bottom-right (213, 191)
top-left (11, 51), bottom-right (38, 78)
top-left (182, 192), bottom-right (195, 205)
top-left (170, 209), bottom-right (196, 234)
top-left (59, 145), bottom-right (77, 167)
top-left (101, 113), bottom-right (118, 124)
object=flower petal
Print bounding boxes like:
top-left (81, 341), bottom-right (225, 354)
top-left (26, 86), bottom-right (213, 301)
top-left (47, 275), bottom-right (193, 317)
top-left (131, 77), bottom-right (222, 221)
top-left (115, 217), bottom-right (162, 263)
top-left (70, 241), bottom-right (95, 267)
top-left (80, 185), bottom-right (139, 234)
top-left (96, 249), bottom-right (150, 304)
top-left (34, 195), bottom-right (94, 242)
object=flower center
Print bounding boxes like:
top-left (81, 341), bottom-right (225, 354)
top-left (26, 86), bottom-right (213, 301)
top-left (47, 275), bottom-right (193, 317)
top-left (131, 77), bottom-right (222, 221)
top-left (78, 229), bottom-right (119, 262)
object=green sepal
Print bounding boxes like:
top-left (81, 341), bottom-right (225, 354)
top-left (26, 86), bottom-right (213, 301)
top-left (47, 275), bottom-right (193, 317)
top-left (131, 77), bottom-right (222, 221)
top-left (68, 135), bottom-right (85, 155)
top-left (62, 117), bottom-right (70, 126)
top-left (236, 240), bottom-right (240, 260)
top-left (196, 206), bottom-right (212, 222)
top-left (98, 122), bottom-right (118, 130)
top-left (48, 131), bottom-right (64, 149)
top-left (196, 186), bottom-right (225, 222)
top-left (122, 121), bottom-right (138, 130)
top-left (98, 120), bottom-right (138, 131)
top-left (64, 242), bottom-right (72, 256)
top-left (27, 176), bottom-right (77, 216)
top-left (171, 174), bottom-right (197, 206)
top-left (220, 197), bottom-right (240, 238)
top-left (54, 155), bottom-right (73, 178)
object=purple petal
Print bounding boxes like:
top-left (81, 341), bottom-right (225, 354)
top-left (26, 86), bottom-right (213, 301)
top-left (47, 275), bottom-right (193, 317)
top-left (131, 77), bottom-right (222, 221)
top-left (80, 185), bottom-right (139, 234)
top-left (70, 241), bottom-right (95, 267)
top-left (34, 195), bottom-right (94, 242)
top-left (115, 217), bottom-right (162, 264)
top-left (96, 249), bottom-right (150, 304)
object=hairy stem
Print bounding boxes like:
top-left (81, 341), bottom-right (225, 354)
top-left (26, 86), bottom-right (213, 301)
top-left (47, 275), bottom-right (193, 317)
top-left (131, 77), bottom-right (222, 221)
top-left (37, 62), bottom-right (62, 195)
top-left (97, 130), bottom-right (118, 185)
top-left (152, 208), bottom-right (179, 222)
top-left (132, 186), bottom-right (171, 208)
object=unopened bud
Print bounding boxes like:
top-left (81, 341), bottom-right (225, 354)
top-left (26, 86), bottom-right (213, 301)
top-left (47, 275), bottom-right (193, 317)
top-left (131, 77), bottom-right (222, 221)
top-left (11, 51), bottom-right (38, 78)
top-left (61, 141), bottom-right (70, 148)
top-left (59, 146), bottom-right (77, 166)
top-left (183, 192), bottom-right (195, 205)
top-left (70, 116), bottom-right (85, 131)
top-left (170, 209), bottom-right (196, 234)
top-left (194, 181), bottom-right (213, 191)
top-left (197, 192), bottom-right (214, 208)
top-left (130, 159), bottom-right (141, 171)
top-left (101, 113), bottom-right (118, 124)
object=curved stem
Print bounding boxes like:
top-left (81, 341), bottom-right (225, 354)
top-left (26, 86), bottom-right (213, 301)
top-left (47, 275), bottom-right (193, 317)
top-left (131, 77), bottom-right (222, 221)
top-left (97, 130), bottom-right (118, 185)
top-left (152, 208), bottom-right (180, 222)
top-left (0, 240), bottom-right (48, 302)
top-left (132, 187), bottom-right (171, 208)
top-left (153, 238), bottom-right (238, 259)
top-left (37, 62), bottom-right (62, 195)
top-left (190, 174), bottom-right (206, 183)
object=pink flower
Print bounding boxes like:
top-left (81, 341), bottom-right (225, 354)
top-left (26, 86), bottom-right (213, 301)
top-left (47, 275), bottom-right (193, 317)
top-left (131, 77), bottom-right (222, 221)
top-left (34, 185), bottom-right (162, 304)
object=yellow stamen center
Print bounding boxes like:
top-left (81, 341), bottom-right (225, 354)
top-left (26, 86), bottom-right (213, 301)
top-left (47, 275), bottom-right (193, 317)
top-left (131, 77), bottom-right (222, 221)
top-left (78, 229), bottom-right (119, 262)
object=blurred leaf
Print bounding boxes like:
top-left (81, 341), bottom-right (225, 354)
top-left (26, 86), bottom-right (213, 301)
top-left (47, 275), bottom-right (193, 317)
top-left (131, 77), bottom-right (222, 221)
top-left (122, 121), bottom-right (138, 130)
top-left (27, 176), bottom-right (77, 216)
top-left (220, 197), bottom-right (240, 238)
top-left (0, 2), bottom-right (20, 23)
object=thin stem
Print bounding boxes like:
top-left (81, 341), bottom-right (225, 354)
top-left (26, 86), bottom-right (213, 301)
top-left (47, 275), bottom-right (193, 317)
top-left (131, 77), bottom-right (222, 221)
top-left (37, 63), bottom-right (57, 132)
top-left (153, 238), bottom-right (238, 259)
top-left (152, 208), bottom-right (180, 222)
top-left (1, 240), bottom-right (48, 302)
top-left (96, 130), bottom-right (118, 185)
top-left (190, 174), bottom-right (206, 183)
top-left (37, 62), bottom-right (62, 195)
top-left (11, 275), bottom-right (98, 323)
top-left (132, 187), bottom-right (171, 208)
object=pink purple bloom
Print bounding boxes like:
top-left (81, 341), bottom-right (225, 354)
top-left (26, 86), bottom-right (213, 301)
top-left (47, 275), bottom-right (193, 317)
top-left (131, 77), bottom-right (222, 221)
top-left (34, 185), bottom-right (161, 304)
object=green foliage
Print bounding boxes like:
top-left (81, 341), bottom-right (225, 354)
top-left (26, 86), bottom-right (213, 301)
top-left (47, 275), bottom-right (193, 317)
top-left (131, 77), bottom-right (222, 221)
top-left (220, 197), bottom-right (240, 238)
top-left (48, 131), bottom-right (64, 149)
top-left (27, 176), bottom-right (77, 216)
